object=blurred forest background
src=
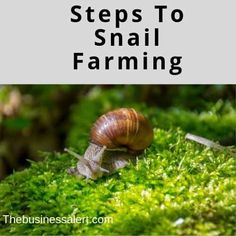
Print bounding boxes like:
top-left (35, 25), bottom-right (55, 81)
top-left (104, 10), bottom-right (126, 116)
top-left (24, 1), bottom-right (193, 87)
top-left (0, 85), bottom-right (235, 180)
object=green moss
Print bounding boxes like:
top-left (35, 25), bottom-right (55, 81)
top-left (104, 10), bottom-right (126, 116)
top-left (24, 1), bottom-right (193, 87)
top-left (0, 127), bottom-right (235, 235)
top-left (150, 100), bottom-right (236, 142)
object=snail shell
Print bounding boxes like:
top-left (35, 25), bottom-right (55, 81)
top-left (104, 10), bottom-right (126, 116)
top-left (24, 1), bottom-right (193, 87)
top-left (90, 108), bottom-right (153, 153)
top-left (67, 108), bottom-right (153, 180)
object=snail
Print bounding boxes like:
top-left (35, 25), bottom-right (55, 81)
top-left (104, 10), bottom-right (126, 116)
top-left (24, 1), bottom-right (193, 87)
top-left (65, 108), bottom-right (153, 180)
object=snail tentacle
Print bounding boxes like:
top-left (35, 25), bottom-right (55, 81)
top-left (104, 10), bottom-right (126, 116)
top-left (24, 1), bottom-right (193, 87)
top-left (99, 166), bottom-right (110, 173)
top-left (64, 148), bottom-right (82, 159)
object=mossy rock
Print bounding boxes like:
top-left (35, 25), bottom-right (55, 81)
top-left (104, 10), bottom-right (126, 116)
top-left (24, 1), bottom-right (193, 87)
top-left (0, 127), bottom-right (235, 235)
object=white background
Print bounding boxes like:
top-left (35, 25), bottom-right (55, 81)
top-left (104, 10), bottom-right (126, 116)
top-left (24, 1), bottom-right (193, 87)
top-left (0, 0), bottom-right (235, 84)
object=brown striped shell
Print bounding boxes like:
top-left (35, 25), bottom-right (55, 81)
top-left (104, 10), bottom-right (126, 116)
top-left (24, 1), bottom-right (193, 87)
top-left (90, 108), bottom-right (153, 153)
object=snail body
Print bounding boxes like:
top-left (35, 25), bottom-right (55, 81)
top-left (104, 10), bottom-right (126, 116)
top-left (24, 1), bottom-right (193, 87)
top-left (67, 108), bottom-right (153, 179)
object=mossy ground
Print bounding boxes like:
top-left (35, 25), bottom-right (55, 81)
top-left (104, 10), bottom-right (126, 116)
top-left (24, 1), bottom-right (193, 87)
top-left (0, 87), bottom-right (235, 235)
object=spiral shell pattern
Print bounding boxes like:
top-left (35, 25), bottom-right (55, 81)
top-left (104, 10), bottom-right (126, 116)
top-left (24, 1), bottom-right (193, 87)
top-left (90, 108), bottom-right (153, 152)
